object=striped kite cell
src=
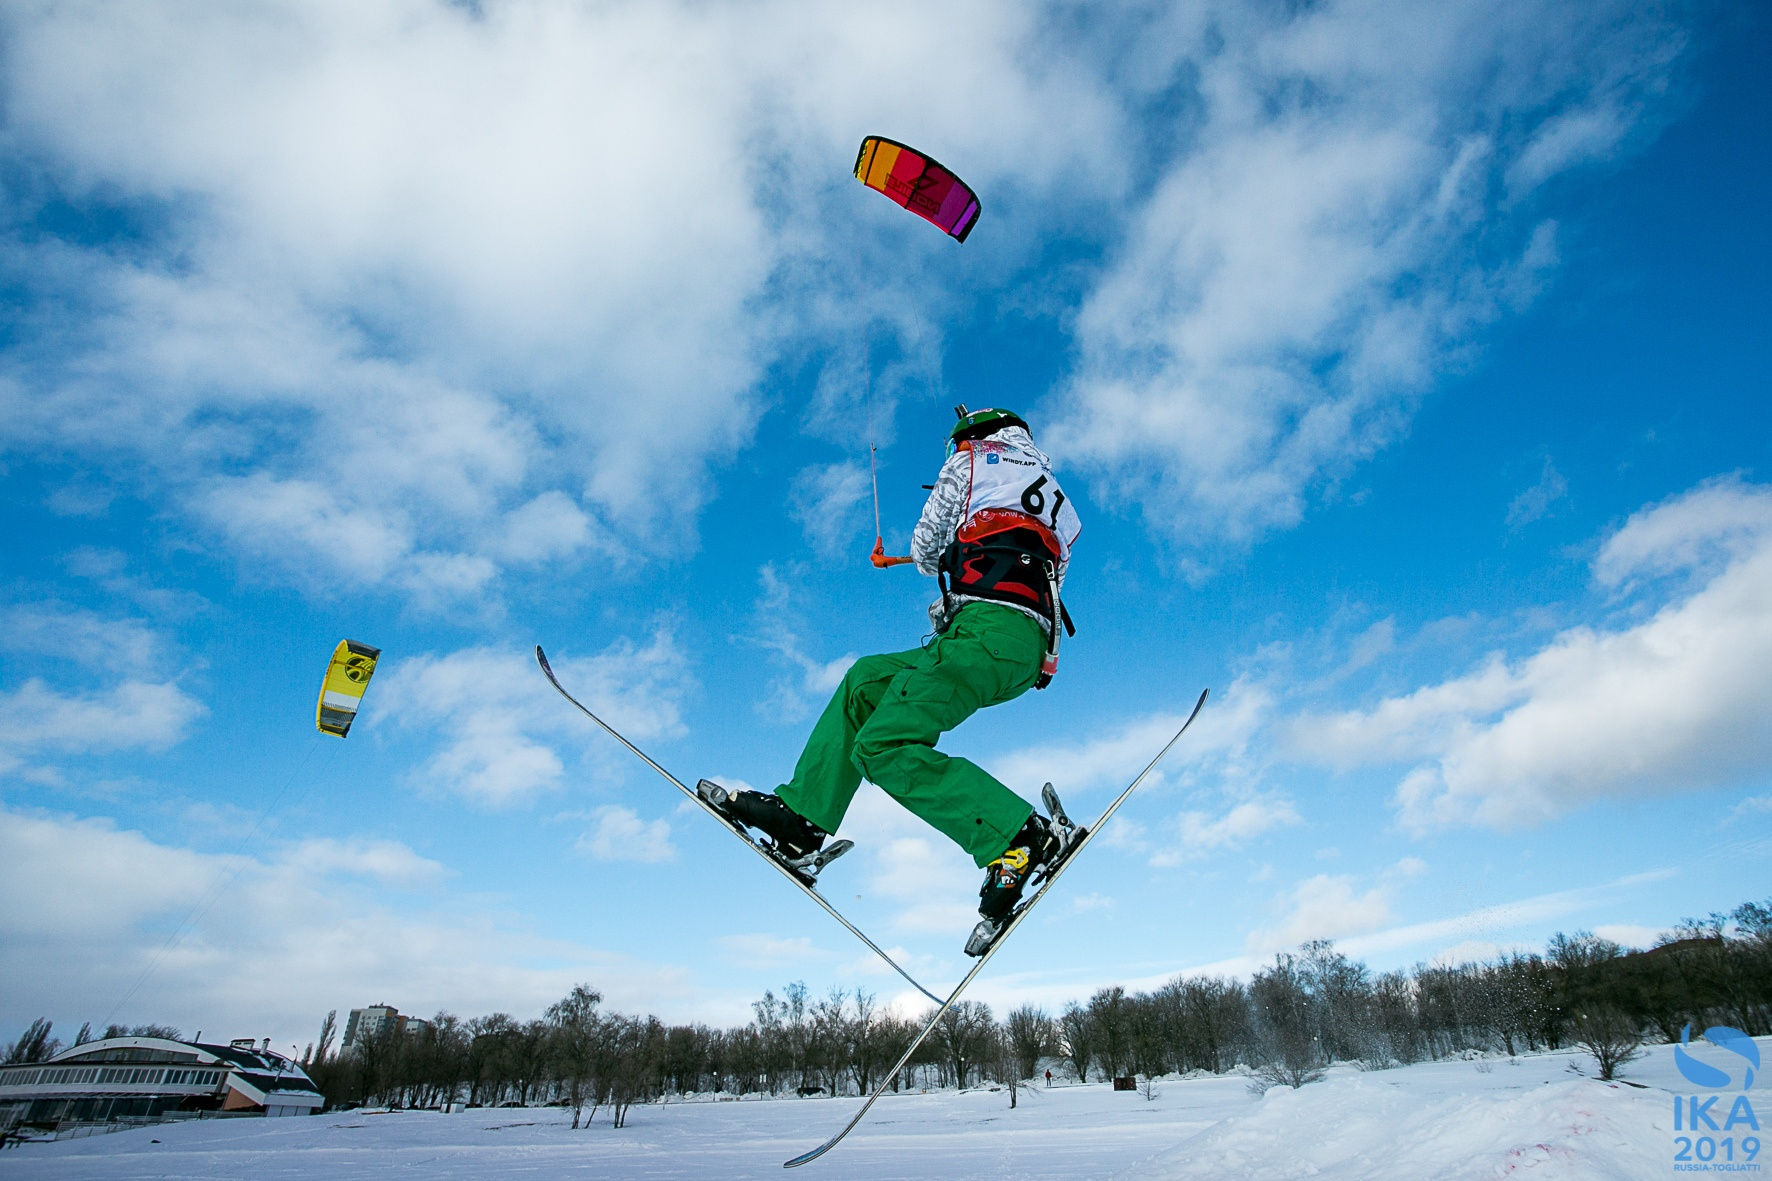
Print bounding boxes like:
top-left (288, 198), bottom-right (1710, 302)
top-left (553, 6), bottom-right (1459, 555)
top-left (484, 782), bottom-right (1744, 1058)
top-left (316, 639), bottom-right (381, 738)
top-left (853, 135), bottom-right (981, 243)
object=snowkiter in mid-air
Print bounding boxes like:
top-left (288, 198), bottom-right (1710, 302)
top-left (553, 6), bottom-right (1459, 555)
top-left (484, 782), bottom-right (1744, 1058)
top-left (721, 406), bottom-right (1082, 949)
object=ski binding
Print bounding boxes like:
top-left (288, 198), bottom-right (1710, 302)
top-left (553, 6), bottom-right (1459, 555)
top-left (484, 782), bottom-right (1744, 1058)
top-left (696, 779), bottom-right (853, 884)
top-left (964, 782), bottom-right (1086, 957)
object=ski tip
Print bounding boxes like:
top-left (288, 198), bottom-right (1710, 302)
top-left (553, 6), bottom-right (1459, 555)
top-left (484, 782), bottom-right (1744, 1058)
top-left (785, 1143), bottom-right (832, 1169)
top-left (534, 645), bottom-right (551, 674)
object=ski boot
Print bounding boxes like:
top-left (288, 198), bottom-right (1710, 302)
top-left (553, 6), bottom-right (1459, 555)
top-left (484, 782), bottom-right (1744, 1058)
top-left (965, 784), bottom-right (1082, 956)
top-left (696, 781), bottom-right (853, 884)
top-left (701, 785), bottom-right (826, 858)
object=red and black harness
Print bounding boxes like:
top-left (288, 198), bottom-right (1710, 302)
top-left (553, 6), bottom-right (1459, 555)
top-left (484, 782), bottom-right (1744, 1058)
top-left (937, 508), bottom-right (1077, 689)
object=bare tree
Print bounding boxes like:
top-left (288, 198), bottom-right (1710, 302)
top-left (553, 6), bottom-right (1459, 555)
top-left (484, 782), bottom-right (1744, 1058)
top-left (547, 986), bottom-right (604, 1127)
top-left (1059, 1001), bottom-right (1095, 1083)
top-left (1173, 976), bottom-right (1250, 1074)
top-left (316, 1011), bottom-right (338, 1065)
top-left (1571, 1005), bottom-right (1644, 1080)
top-left (254, 891), bottom-right (1772, 1120)
top-left (419, 1013), bottom-right (471, 1108)
top-left (3, 1019), bottom-right (58, 1064)
top-left (1249, 953), bottom-right (1325, 1090)
top-left (1005, 1005), bottom-right (1055, 1081)
top-left (467, 1013), bottom-right (518, 1106)
top-left (838, 990), bottom-right (896, 1096)
top-left (607, 1016), bottom-right (665, 1128)
top-left (930, 1001), bottom-right (995, 1089)
top-left (1087, 987), bottom-right (1132, 1079)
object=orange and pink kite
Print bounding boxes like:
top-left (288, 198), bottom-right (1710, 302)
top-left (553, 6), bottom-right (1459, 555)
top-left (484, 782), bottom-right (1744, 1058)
top-left (853, 135), bottom-right (981, 243)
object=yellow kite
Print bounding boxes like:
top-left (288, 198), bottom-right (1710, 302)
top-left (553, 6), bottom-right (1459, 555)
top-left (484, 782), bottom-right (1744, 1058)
top-left (316, 640), bottom-right (380, 737)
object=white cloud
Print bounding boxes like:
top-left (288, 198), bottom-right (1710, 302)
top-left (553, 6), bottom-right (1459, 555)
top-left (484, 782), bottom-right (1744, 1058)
top-left (1592, 475), bottom-right (1772, 590)
top-left (1155, 798), bottom-right (1302, 866)
top-left (377, 630), bottom-right (691, 806)
top-left (1426, 939), bottom-right (1521, 968)
top-left (1291, 477), bottom-right (1772, 831)
top-left (868, 836), bottom-right (979, 937)
top-left (0, 679), bottom-right (204, 775)
top-left (0, 1), bottom-right (1121, 608)
top-left (789, 461), bottom-right (871, 557)
top-left (0, 600), bottom-right (205, 776)
top-left (991, 680), bottom-right (1285, 867)
top-left (0, 602), bottom-right (165, 675)
top-left (990, 678), bottom-right (1267, 802)
top-left (491, 491), bottom-right (597, 566)
top-left (834, 787), bottom-right (979, 938)
top-left (1344, 618), bottom-right (1396, 673)
top-left (981, 867), bottom-right (1676, 1004)
top-left (1051, 0), bottom-right (1676, 551)
top-left (1246, 873), bottom-right (1394, 955)
top-left (0, 806), bottom-right (693, 1050)
top-left (1332, 869), bottom-right (1674, 961)
top-left (1506, 455), bottom-right (1567, 528)
top-left (750, 565), bottom-right (858, 720)
top-left (0, 809), bottom-right (217, 938)
top-left (992, 713), bottom-right (1190, 800)
top-left (576, 805), bottom-right (676, 864)
top-left (281, 837), bottom-right (448, 888)
top-left (1503, 15), bottom-right (1681, 200)
top-left (1592, 924), bottom-right (1662, 951)
top-left (715, 933), bottom-right (821, 967)
top-left (0, 1), bottom-right (1684, 607)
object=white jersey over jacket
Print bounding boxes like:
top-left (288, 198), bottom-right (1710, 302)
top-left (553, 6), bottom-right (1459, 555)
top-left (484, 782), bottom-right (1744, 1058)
top-left (910, 426), bottom-right (1081, 633)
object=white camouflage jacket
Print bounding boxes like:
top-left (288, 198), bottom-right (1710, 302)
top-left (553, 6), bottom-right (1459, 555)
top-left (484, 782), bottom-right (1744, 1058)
top-left (910, 425), bottom-right (1070, 634)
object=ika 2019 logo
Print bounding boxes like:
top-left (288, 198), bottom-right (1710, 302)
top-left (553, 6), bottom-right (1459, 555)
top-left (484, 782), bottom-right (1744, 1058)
top-left (1673, 1024), bottom-right (1761, 1172)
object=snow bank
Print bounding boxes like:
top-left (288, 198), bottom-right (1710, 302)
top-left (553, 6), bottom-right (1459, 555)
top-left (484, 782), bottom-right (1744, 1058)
top-left (1143, 1075), bottom-right (1667, 1180)
top-left (0, 1043), bottom-right (1727, 1179)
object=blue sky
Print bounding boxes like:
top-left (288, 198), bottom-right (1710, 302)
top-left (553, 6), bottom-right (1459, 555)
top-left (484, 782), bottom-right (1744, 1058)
top-left (2, 0), bottom-right (1768, 1054)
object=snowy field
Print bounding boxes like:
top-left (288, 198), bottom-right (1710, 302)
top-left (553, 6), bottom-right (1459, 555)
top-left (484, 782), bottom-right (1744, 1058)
top-left (6, 1040), bottom-right (1756, 1180)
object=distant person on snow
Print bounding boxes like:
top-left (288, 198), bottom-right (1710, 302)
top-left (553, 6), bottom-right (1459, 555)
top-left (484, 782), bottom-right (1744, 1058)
top-left (723, 407), bottom-right (1082, 948)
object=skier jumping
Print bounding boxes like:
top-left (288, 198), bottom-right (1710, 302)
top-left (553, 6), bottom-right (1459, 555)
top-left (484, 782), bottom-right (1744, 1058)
top-left (721, 406), bottom-right (1082, 951)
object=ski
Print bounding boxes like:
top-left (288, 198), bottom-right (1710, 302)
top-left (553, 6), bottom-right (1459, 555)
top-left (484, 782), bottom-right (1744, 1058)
top-left (535, 646), bottom-right (941, 1007)
top-left (784, 687), bottom-right (1209, 1169)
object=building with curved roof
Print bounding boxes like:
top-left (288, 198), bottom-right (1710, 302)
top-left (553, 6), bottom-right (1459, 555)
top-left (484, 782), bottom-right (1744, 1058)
top-left (0, 1035), bottom-right (323, 1131)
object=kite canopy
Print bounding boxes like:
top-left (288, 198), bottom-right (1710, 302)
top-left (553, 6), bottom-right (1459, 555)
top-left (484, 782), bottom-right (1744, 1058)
top-left (316, 639), bottom-right (380, 738)
top-left (853, 136), bottom-right (980, 242)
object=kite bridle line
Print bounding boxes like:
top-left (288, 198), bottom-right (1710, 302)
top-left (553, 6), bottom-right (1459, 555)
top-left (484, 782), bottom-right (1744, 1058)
top-left (864, 306), bottom-right (882, 546)
top-left (860, 245), bottom-right (914, 570)
top-left (102, 737), bottom-right (339, 1030)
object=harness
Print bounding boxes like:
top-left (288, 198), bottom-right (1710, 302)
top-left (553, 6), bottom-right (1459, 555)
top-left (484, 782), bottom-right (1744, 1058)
top-left (937, 508), bottom-right (1077, 689)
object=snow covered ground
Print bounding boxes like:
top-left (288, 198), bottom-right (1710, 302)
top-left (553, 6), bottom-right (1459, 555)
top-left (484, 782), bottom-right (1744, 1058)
top-left (5, 1040), bottom-right (1756, 1180)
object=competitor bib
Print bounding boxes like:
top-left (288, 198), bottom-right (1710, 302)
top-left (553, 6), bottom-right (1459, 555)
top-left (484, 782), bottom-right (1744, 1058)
top-left (962, 438), bottom-right (1082, 556)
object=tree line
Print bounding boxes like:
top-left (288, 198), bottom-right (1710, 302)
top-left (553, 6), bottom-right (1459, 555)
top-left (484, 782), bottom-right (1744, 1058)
top-left (290, 895), bottom-right (1769, 1113)
top-left (10, 896), bottom-right (1768, 1116)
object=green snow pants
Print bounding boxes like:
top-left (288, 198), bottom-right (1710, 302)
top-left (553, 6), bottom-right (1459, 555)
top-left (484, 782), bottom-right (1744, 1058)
top-left (776, 602), bottom-right (1046, 868)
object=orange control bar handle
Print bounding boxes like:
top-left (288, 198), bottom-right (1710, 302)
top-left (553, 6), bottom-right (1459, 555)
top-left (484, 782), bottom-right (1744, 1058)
top-left (870, 538), bottom-right (914, 568)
